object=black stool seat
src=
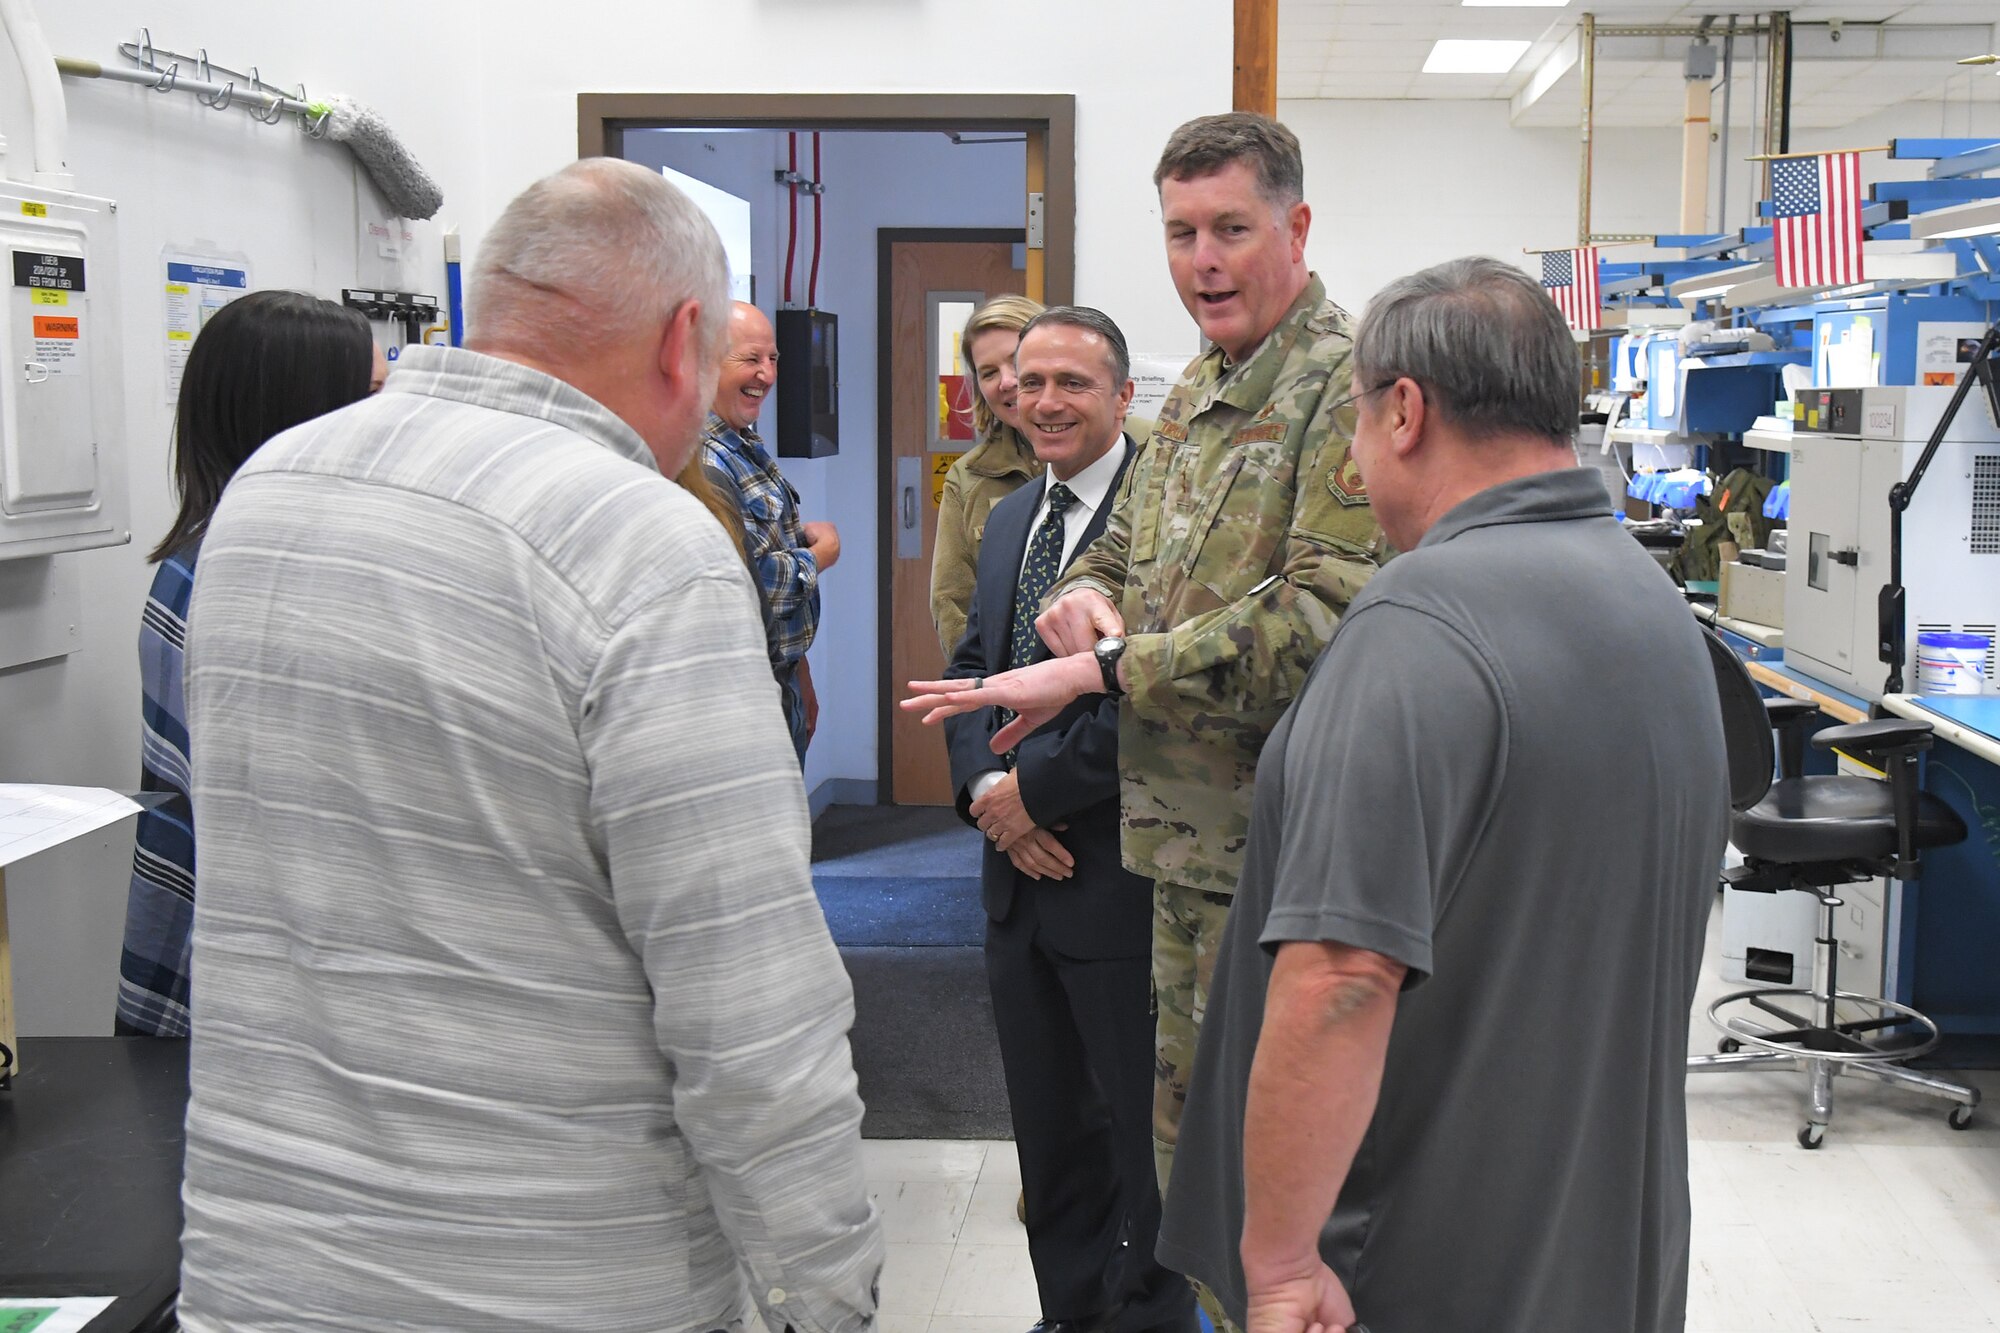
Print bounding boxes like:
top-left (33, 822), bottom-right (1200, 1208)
top-left (1692, 623), bottom-right (1981, 1145)
top-left (1734, 775), bottom-right (1968, 864)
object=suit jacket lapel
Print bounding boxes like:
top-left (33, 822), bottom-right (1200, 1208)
top-left (984, 483), bottom-right (1039, 675)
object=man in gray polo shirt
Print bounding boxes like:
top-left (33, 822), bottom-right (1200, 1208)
top-left (1156, 256), bottom-right (1727, 1333)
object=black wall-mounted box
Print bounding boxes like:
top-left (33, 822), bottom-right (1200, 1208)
top-left (775, 308), bottom-right (838, 458)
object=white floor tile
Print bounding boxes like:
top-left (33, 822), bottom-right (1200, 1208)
top-left (877, 1318), bottom-right (933, 1333)
top-left (930, 1319), bottom-right (1035, 1333)
top-left (934, 1244), bottom-right (1042, 1318)
top-left (1688, 1139), bottom-right (1759, 1230)
top-left (1856, 1145), bottom-right (2000, 1324)
top-left (958, 1147), bottom-right (1029, 1247)
top-left (872, 1179), bottom-right (977, 1246)
top-left (879, 1243), bottom-right (957, 1316)
top-left (865, 1139), bottom-right (991, 1184)
top-left (1684, 1221), bottom-right (1817, 1333)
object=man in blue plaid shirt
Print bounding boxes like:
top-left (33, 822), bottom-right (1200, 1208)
top-left (701, 301), bottom-right (841, 762)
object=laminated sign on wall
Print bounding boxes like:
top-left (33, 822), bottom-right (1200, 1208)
top-left (15, 251), bottom-right (85, 381)
top-left (162, 249), bottom-right (251, 405)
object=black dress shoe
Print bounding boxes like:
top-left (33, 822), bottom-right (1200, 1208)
top-left (1025, 1319), bottom-right (1100, 1333)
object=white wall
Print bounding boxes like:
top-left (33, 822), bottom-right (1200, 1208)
top-left (1281, 98), bottom-right (1686, 310)
top-left (0, 0), bottom-right (1230, 1035)
top-left (0, 3), bottom-right (479, 1037)
top-left (624, 128), bottom-right (1028, 794)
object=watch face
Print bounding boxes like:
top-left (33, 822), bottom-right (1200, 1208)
top-left (1098, 637), bottom-right (1125, 655)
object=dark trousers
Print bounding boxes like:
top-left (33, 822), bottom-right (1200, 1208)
top-left (985, 887), bottom-right (1196, 1332)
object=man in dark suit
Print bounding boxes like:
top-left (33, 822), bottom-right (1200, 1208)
top-left (943, 307), bottom-right (1196, 1333)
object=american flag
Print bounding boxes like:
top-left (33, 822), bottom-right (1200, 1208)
top-left (1772, 152), bottom-right (1865, 288)
top-left (1541, 247), bottom-right (1599, 333)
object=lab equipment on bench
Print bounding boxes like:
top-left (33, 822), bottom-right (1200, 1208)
top-left (1784, 380), bottom-right (2000, 702)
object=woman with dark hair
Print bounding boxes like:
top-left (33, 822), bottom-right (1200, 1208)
top-left (116, 289), bottom-right (379, 1036)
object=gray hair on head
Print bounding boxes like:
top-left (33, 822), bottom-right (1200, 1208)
top-left (1352, 256), bottom-right (1581, 447)
top-left (467, 158), bottom-right (730, 363)
top-left (1152, 112), bottom-right (1304, 210)
top-left (1019, 305), bottom-right (1131, 384)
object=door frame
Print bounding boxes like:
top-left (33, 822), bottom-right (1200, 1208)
top-left (579, 93), bottom-right (1075, 806)
top-left (877, 228), bottom-right (1029, 801)
top-left (577, 93), bottom-right (1075, 306)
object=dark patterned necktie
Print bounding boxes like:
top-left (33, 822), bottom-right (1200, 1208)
top-left (1010, 483), bottom-right (1078, 671)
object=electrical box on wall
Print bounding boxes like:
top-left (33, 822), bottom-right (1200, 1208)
top-left (776, 308), bottom-right (838, 458)
top-left (0, 184), bottom-right (128, 561)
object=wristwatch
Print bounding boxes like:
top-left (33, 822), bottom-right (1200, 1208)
top-left (1093, 636), bottom-right (1127, 696)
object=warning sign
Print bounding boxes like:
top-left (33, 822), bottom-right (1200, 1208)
top-left (931, 451), bottom-right (963, 507)
top-left (30, 310), bottom-right (81, 376)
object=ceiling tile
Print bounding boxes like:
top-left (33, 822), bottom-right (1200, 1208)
top-left (1281, 0), bottom-right (2000, 130)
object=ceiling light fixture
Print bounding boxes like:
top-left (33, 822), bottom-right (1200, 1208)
top-left (1462, 0), bottom-right (1569, 7)
top-left (1422, 38), bottom-right (1532, 73)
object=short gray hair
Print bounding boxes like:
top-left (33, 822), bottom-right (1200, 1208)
top-left (1352, 257), bottom-right (1581, 447)
top-left (1153, 113), bottom-right (1304, 210)
top-left (468, 158), bottom-right (730, 361)
top-left (1019, 305), bottom-right (1130, 384)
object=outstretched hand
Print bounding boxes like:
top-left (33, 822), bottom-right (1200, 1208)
top-left (901, 654), bottom-right (1100, 754)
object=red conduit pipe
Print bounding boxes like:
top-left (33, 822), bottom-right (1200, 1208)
top-left (809, 132), bottom-right (823, 309)
top-left (785, 132), bottom-right (798, 306)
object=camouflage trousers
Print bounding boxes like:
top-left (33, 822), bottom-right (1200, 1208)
top-left (1152, 879), bottom-right (1243, 1333)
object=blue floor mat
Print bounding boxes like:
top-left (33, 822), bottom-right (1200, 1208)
top-left (813, 874), bottom-right (987, 947)
top-left (812, 804), bottom-right (985, 947)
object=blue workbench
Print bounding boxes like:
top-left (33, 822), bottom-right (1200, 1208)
top-left (1881, 692), bottom-right (2000, 1052)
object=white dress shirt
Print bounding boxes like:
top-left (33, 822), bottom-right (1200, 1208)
top-left (1015, 432), bottom-right (1130, 581)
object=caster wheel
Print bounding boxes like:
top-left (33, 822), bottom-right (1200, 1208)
top-left (1718, 1037), bottom-right (1742, 1054)
top-left (1949, 1104), bottom-right (1975, 1131)
top-left (1798, 1123), bottom-right (1825, 1150)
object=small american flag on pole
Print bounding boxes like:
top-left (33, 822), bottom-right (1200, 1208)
top-left (1541, 248), bottom-right (1599, 333)
top-left (1772, 152), bottom-right (1865, 288)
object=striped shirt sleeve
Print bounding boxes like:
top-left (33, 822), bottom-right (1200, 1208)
top-left (581, 567), bottom-right (881, 1333)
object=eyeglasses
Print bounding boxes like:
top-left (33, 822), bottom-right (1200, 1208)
top-left (1327, 381), bottom-right (1396, 415)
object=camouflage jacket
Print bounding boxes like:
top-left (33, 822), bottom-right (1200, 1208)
top-left (1048, 275), bottom-right (1382, 892)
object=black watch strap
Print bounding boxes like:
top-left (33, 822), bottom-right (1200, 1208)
top-left (1097, 643), bottom-right (1124, 696)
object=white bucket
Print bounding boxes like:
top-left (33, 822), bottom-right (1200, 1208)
top-left (1915, 632), bottom-right (1991, 696)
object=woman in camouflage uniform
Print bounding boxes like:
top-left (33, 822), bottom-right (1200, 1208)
top-left (930, 294), bottom-right (1046, 660)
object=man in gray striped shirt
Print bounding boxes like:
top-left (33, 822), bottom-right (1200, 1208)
top-left (178, 160), bottom-right (883, 1332)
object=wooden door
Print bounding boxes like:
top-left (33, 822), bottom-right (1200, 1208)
top-left (885, 237), bottom-right (1025, 805)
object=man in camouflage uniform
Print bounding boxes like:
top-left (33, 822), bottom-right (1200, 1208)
top-left (902, 113), bottom-right (1381, 1327)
